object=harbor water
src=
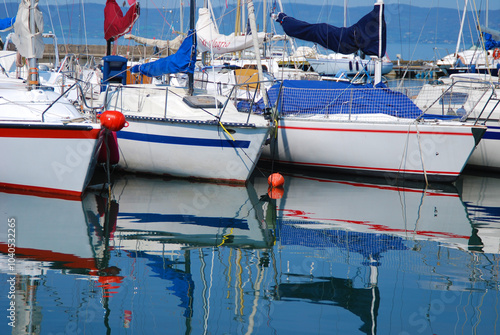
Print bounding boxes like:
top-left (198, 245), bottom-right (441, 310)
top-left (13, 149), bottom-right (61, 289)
top-left (1, 166), bottom-right (499, 334)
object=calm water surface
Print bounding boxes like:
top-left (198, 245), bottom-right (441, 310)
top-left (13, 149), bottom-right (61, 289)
top-left (1, 170), bottom-right (499, 334)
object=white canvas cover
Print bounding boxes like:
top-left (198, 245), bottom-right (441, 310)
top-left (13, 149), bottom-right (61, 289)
top-left (11, 0), bottom-right (44, 59)
top-left (196, 8), bottom-right (265, 54)
top-left (124, 34), bottom-right (184, 53)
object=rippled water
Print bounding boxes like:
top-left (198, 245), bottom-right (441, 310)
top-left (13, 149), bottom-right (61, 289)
top-left (1, 169), bottom-right (499, 334)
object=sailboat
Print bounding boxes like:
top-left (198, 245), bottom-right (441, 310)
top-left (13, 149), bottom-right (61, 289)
top-left (436, 0), bottom-right (500, 76)
top-left (100, 0), bottom-right (271, 184)
top-left (261, 1), bottom-right (486, 182)
top-left (412, 1), bottom-right (500, 171)
top-left (0, 0), bottom-right (105, 198)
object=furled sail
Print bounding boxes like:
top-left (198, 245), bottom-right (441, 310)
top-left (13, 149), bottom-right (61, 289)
top-left (483, 33), bottom-right (500, 50)
top-left (196, 8), bottom-right (266, 54)
top-left (275, 4), bottom-right (386, 57)
top-left (0, 16), bottom-right (15, 31)
top-left (104, 0), bottom-right (140, 41)
top-left (124, 33), bottom-right (184, 53)
top-left (11, 0), bottom-right (44, 59)
top-left (129, 30), bottom-right (197, 77)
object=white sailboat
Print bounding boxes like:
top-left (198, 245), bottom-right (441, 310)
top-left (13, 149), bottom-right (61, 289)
top-left (413, 73), bottom-right (500, 170)
top-left (307, 52), bottom-right (393, 77)
top-left (436, 0), bottom-right (500, 76)
top-left (261, 1), bottom-right (486, 182)
top-left (100, 1), bottom-right (271, 184)
top-left (0, 0), bottom-right (103, 198)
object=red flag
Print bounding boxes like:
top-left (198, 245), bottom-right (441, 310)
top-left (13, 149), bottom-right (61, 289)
top-left (104, 0), bottom-right (140, 41)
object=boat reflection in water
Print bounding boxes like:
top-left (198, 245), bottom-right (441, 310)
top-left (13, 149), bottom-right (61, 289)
top-left (254, 171), bottom-right (500, 334)
top-left (111, 175), bottom-right (275, 250)
top-left (457, 172), bottom-right (500, 254)
top-left (0, 172), bottom-right (499, 334)
top-left (0, 189), bottom-right (118, 334)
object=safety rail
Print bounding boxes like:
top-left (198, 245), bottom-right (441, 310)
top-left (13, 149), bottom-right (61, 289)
top-left (102, 82), bottom-right (273, 125)
top-left (409, 79), bottom-right (498, 123)
top-left (41, 81), bottom-right (102, 122)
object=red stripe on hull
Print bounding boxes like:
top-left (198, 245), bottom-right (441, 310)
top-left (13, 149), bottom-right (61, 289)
top-left (0, 182), bottom-right (82, 201)
top-left (289, 175), bottom-right (460, 197)
top-left (0, 128), bottom-right (101, 139)
top-left (279, 125), bottom-right (472, 136)
top-left (270, 159), bottom-right (460, 177)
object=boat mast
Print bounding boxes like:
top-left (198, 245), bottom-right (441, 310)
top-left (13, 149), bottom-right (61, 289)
top-left (454, 0), bottom-right (468, 61)
top-left (485, 0), bottom-right (488, 28)
top-left (374, 0), bottom-right (383, 85)
top-left (188, 0), bottom-right (195, 95)
top-left (246, 0), bottom-right (269, 106)
top-left (28, 0), bottom-right (38, 89)
top-left (344, 0), bottom-right (347, 27)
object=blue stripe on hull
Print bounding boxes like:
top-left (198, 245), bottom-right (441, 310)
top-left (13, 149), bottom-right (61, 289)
top-left (482, 126), bottom-right (500, 140)
top-left (117, 130), bottom-right (251, 148)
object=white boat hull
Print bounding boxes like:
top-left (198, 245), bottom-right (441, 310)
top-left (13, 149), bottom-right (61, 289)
top-left (467, 124), bottom-right (500, 169)
top-left (0, 123), bottom-right (102, 198)
top-left (307, 57), bottom-right (393, 76)
top-left (262, 118), bottom-right (484, 182)
top-left (116, 118), bottom-right (269, 183)
top-left (413, 74), bottom-right (500, 170)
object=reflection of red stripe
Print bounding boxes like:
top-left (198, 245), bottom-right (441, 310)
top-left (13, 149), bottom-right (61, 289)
top-left (279, 125), bottom-right (471, 136)
top-left (273, 159), bottom-right (459, 176)
top-left (0, 128), bottom-right (100, 139)
top-left (287, 175), bottom-right (459, 197)
top-left (0, 243), bottom-right (97, 270)
top-left (0, 183), bottom-right (81, 200)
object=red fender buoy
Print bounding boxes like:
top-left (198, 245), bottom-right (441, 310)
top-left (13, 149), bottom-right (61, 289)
top-left (99, 110), bottom-right (128, 131)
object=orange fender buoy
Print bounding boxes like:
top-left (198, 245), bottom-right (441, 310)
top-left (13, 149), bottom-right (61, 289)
top-left (268, 187), bottom-right (284, 199)
top-left (99, 110), bottom-right (128, 131)
top-left (268, 173), bottom-right (285, 188)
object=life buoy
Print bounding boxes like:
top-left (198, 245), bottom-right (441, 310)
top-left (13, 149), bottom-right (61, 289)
top-left (493, 48), bottom-right (500, 60)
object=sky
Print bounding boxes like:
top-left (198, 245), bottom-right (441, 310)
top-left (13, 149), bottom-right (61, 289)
top-left (32, 0), bottom-right (500, 10)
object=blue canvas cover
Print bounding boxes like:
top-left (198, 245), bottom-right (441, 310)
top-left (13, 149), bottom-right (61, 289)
top-left (267, 80), bottom-right (424, 119)
top-left (275, 4), bottom-right (386, 56)
top-left (0, 16), bottom-right (15, 31)
top-left (130, 29), bottom-right (197, 77)
top-left (483, 33), bottom-right (500, 50)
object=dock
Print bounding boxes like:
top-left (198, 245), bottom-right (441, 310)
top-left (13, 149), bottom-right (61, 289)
top-left (41, 44), bottom-right (444, 79)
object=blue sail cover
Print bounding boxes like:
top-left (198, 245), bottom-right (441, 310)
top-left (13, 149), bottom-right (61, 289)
top-left (484, 33), bottom-right (500, 50)
top-left (267, 80), bottom-right (424, 119)
top-left (276, 5), bottom-right (386, 56)
top-left (0, 16), bottom-right (15, 31)
top-left (130, 29), bottom-right (197, 77)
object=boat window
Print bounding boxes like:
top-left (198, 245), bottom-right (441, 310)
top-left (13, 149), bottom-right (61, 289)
top-left (439, 92), bottom-right (468, 105)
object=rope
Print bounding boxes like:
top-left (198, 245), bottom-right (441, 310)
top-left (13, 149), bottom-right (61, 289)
top-left (415, 122), bottom-right (429, 186)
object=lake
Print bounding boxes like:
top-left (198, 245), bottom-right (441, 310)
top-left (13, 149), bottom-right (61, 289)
top-left (1, 166), bottom-right (499, 334)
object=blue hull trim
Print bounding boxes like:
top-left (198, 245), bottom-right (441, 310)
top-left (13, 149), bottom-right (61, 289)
top-left (483, 126), bottom-right (500, 140)
top-left (117, 130), bottom-right (251, 148)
